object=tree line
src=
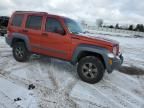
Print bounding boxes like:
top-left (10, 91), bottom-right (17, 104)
top-left (105, 24), bottom-right (144, 32)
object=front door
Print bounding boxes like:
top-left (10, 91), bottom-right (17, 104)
top-left (40, 17), bottom-right (71, 60)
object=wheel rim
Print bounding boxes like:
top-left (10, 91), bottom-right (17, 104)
top-left (15, 47), bottom-right (24, 58)
top-left (82, 63), bottom-right (98, 79)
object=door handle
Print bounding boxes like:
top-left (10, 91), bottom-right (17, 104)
top-left (42, 33), bottom-right (48, 36)
top-left (22, 29), bottom-right (28, 33)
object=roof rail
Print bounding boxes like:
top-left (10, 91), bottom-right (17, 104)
top-left (15, 11), bottom-right (48, 14)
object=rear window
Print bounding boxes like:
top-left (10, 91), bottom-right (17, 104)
top-left (11, 14), bottom-right (24, 27)
top-left (26, 15), bottom-right (42, 30)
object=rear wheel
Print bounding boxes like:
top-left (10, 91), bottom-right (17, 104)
top-left (13, 42), bottom-right (30, 62)
top-left (77, 56), bottom-right (105, 84)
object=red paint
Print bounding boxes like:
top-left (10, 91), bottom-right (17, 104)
top-left (8, 11), bottom-right (119, 61)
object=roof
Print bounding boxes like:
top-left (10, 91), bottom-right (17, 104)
top-left (14, 11), bottom-right (72, 20)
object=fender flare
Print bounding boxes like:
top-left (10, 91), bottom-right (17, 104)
top-left (71, 44), bottom-right (109, 66)
top-left (10, 33), bottom-right (31, 51)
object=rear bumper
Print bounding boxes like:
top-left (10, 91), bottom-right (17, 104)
top-left (107, 54), bottom-right (123, 73)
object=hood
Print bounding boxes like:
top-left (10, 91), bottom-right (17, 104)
top-left (76, 32), bottom-right (119, 46)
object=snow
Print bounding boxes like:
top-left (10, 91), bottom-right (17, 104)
top-left (0, 76), bottom-right (38, 108)
top-left (0, 33), bottom-right (144, 108)
top-left (99, 34), bottom-right (144, 69)
top-left (70, 72), bottom-right (144, 108)
top-left (87, 29), bottom-right (144, 38)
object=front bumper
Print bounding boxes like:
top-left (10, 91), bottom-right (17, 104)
top-left (107, 54), bottom-right (123, 73)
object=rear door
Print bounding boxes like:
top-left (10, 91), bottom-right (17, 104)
top-left (24, 14), bottom-right (43, 53)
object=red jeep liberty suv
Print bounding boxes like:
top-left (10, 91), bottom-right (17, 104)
top-left (6, 11), bottom-right (123, 84)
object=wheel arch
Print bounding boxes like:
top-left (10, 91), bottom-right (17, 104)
top-left (71, 44), bottom-right (109, 69)
top-left (77, 51), bottom-right (106, 69)
top-left (10, 33), bottom-right (31, 51)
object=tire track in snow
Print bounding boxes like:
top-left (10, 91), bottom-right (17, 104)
top-left (0, 75), bottom-right (34, 108)
top-left (104, 72), bottom-right (144, 100)
top-left (0, 88), bottom-right (20, 108)
top-left (102, 82), bottom-right (140, 107)
top-left (70, 74), bottom-right (144, 108)
top-left (70, 81), bottom-right (122, 108)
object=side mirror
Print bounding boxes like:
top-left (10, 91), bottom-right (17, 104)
top-left (57, 29), bottom-right (65, 35)
top-left (54, 27), bottom-right (65, 35)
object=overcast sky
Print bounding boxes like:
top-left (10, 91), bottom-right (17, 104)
top-left (0, 0), bottom-right (144, 24)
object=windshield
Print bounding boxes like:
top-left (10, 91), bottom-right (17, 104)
top-left (65, 18), bottom-right (83, 34)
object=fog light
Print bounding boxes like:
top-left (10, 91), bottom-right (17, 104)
top-left (109, 59), bottom-right (113, 65)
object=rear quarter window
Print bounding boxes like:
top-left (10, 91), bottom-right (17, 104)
top-left (11, 14), bottom-right (24, 27)
top-left (26, 15), bottom-right (42, 30)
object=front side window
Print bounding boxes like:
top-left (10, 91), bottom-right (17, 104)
top-left (45, 18), bottom-right (64, 33)
top-left (26, 15), bottom-right (42, 30)
top-left (65, 18), bottom-right (83, 34)
top-left (12, 14), bottom-right (24, 27)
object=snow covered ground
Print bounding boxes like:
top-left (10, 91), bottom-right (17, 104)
top-left (0, 33), bottom-right (144, 108)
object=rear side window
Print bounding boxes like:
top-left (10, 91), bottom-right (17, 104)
top-left (26, 15), bottom-right (42, 30)
top-left (11, 14), bottom-right (24, 27)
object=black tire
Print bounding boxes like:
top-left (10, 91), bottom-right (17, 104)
top-left (13, 42), bottom-right (30, 62)
top-left (77, 56), bottom-right (105, 84)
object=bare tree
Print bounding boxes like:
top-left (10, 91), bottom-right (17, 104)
top-left (96, 19), bottom-right (103, 27)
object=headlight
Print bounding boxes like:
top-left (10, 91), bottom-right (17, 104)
top-left (113, 46), bottom-right (117, 55)
top-left (119, 45), bottom-right (122, 54)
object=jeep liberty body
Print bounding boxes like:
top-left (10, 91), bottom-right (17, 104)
top-left (6, 11), bottom-right (123, 84)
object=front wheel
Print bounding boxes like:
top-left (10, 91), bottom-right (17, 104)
top-left (13, 42), bottom-right (30, 62)
top-left (77, 56), bottom-right (105, 84)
